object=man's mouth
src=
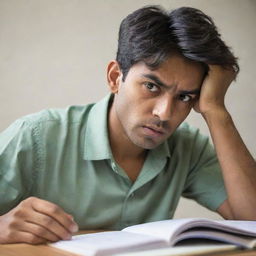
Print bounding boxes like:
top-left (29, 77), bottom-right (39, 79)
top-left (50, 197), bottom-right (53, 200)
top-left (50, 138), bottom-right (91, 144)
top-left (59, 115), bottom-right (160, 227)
top-left (142, 125), bottom-right (166, 137)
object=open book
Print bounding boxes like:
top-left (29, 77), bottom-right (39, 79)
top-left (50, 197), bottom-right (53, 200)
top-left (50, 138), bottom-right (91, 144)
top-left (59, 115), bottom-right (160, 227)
top-left (51, 218), bottom-right (256, 256)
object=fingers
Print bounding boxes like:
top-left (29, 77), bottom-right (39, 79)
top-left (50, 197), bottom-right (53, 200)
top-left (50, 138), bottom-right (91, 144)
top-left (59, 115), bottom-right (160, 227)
top-left (208, 65), bottom-right (236, 84)
top-left (23, 222), bottom-right (62, 242)
top-left (0, 197), bottom-right (79, 244)
top-left (32, 199), bottom-right (78, 233)
top-left (5, 229), bottom-right (49, 244)
top-left (30, 198), bottom-right (78, 236)
top-left (25, 210), bottom-right (73, 241)
top-left (196, 64), bottom-right (236, 114)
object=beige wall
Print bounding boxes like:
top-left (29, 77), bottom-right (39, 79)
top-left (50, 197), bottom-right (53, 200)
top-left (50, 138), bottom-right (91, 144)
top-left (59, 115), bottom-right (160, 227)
top-left (0, 0), bottom-right (255, 219)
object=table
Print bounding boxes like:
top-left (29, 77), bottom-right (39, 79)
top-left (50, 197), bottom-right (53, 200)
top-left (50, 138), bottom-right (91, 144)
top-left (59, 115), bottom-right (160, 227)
top-left (0, 231), bottom-right (256, 256)
top-left (1, 244), bottom-right (256, 256)
top-left (0, 230), bottom-right (98, 256)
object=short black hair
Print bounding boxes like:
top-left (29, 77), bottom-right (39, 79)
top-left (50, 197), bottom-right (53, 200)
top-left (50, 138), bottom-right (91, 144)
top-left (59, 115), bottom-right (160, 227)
top-left (116, 5), bottom-right (239, 81)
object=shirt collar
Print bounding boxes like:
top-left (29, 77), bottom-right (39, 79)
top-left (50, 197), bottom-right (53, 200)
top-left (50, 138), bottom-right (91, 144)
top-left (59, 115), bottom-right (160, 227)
top-left (83, 94), bottom-right (171, 160)
top-left (83, 94), bottom-right (113, 160)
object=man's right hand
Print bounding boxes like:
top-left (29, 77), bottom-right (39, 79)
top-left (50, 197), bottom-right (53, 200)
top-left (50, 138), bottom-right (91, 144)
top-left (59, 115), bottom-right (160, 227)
top-left (0, 197), bottom-right (78, 244)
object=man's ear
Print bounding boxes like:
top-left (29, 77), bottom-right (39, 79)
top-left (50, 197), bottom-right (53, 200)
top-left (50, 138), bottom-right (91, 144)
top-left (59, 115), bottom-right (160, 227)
top-left (107, 60), bottom-right (122, 94)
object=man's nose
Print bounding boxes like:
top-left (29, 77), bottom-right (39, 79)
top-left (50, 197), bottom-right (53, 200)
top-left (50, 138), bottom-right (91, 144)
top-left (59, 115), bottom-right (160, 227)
top-left (152, 96), bottom-right (174, 121)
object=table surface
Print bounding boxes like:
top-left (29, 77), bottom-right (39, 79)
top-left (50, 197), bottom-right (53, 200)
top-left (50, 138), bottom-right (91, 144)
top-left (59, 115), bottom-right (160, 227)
top-left (0, 231), bottom-right (256, 256)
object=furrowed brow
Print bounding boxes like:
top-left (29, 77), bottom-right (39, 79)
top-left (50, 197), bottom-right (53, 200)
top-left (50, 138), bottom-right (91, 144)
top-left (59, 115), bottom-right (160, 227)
top-left (142, 74), bottom-right (169, 88)
top-left (142, 74), bottom-right (201, 95)
top-left (179, 89), bottom-right (201, 95)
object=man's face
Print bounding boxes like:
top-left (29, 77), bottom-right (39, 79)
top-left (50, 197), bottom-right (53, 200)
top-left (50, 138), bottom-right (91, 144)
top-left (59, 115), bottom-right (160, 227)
top-left (109, 54), bottom-right (205, 150)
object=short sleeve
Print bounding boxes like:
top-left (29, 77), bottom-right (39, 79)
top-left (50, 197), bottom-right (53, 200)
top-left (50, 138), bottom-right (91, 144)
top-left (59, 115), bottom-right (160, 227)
top-left (0, 119), bottom-right (37, 214)
top-left (182, 132), bottom-right (227, 211)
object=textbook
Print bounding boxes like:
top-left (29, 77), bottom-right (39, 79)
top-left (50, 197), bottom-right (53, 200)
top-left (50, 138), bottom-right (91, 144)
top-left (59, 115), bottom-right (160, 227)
top-left (51, 218), bottom-right (256, 256)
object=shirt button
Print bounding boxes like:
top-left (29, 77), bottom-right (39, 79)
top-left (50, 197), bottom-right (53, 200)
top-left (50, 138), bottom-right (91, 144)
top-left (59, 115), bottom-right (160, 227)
top-left (111, 162), bottom-right (118, 172)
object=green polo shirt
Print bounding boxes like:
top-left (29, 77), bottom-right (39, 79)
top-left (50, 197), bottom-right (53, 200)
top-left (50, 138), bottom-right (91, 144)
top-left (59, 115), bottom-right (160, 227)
top-left (0, 94), bottom-right (226, 230)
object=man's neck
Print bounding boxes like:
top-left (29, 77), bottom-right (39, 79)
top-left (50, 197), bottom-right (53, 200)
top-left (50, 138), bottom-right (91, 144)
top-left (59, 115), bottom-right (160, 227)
top-left (108, 119), bottom-right (147, 181)
top-left (107, 98), bottom-right (148, 181)
top-left (107, 101), bottom-right (146, 161)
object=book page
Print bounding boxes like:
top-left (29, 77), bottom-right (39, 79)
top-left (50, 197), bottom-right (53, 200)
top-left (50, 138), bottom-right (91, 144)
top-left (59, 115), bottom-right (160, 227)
top-left (173, 229), bottom-right (256, 248)
top-left (51, 231), bottom-right (167, 256)
top-left (113, 242), bottom-right (236, 256)
top-left (122, 218), bottom-right (201, 242)
top-left (213, 220), bottom-right (256, 235)
top-left (51, 219), bottom-right (256, 256)
top-left (123, 218), bottom-right (256, 243)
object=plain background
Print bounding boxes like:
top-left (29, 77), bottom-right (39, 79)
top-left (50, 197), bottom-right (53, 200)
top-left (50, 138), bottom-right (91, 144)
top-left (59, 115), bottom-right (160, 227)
top-left (0, 0), bottom-right (255, 220)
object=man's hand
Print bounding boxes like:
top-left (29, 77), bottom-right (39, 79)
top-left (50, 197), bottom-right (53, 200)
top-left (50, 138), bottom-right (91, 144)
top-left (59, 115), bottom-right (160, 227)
top-left (0, 197), bottom-right (78, 244)
top-left (194, 65), bottom-right (237, 115)
top-left (193, 65), bottom-right (256, 220)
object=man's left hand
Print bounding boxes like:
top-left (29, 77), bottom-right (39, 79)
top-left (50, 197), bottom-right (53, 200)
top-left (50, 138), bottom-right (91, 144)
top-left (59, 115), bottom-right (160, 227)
top-left (194, 65), bottom-right (236, 115)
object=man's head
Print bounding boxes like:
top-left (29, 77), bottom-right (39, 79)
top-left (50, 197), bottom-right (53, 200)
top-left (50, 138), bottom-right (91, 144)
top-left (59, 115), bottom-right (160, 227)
top-left (107, 6), bottom-right (239, 151)
top-left (116, 5), bottom-right (239, 81)
top-left (108, 54), bottom-right (204, 150)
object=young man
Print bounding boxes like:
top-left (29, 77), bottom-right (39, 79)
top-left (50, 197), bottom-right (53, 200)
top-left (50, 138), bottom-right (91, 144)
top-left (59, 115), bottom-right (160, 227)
top-left (0, 6), bottom-right (255, 244)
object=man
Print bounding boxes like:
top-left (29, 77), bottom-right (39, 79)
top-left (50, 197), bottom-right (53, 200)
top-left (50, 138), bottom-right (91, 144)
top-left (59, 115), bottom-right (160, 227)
top-left (0, 5), bottom-right (255, 244)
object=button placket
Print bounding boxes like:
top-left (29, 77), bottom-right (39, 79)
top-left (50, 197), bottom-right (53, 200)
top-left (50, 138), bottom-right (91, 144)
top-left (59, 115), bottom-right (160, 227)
top-left (111, 162), bottom-right (117, 172)
top-left (121, 189), bottom-right (139, 228)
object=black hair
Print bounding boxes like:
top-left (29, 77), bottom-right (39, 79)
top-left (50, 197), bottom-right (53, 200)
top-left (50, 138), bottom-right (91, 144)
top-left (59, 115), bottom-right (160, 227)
top-left (116, 5), bottom-right (239, 81)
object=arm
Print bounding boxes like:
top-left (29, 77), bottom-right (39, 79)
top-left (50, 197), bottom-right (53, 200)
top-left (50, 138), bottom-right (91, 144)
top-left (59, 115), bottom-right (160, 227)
top-left (0, 120), bottom-right (78, 244)
top-left (0, 197), bottom-right (78, 244)
top-left (195, 65), bottom-right (256, 220)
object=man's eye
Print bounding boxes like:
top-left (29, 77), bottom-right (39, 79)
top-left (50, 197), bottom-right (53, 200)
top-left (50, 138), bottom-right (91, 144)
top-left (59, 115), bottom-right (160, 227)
top-left (179, 94), bottom-right (192, 102)
top-left (144, 82), bottom-right (159, 92)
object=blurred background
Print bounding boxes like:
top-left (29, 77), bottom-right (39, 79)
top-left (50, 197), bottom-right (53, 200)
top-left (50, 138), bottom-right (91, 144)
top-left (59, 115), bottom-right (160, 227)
top-left (0, 0), bottom-right (255, 219)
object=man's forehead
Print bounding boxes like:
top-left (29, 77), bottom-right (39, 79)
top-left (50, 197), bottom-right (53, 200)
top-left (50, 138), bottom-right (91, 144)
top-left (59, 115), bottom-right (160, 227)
top-left (128, 59), bottom-right (204, 86)
top-left (130, 55), bottom-right (205, 73)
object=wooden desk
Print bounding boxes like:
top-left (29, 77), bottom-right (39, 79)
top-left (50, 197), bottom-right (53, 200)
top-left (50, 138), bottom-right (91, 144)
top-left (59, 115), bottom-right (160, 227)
top-left (0, 230), bottom-right (98, 256)
top-left (0, 231), bottom-right (256, 256)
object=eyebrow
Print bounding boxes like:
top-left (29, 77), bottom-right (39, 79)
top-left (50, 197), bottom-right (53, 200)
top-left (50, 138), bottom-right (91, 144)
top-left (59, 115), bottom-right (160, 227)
top-left (142, 74), bottom-right (201, 95)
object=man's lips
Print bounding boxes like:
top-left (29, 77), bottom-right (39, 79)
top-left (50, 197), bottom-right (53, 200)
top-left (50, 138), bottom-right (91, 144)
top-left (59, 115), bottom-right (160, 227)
top-left (142, 125), bottom-right (166, 137)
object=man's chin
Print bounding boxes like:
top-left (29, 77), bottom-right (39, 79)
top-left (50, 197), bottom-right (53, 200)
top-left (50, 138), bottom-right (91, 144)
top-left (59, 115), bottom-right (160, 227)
top-left (134, 137), bottom-right (165, 150)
